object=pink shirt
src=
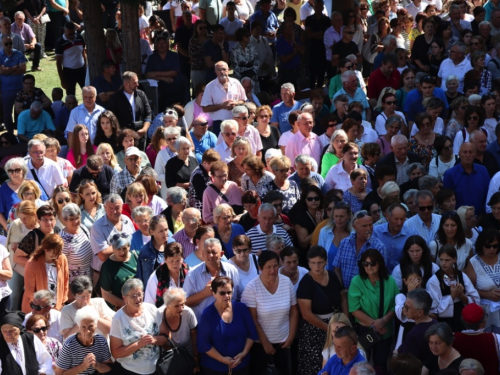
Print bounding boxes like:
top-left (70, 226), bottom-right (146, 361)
top-left (66, 146), bottom-right (98, 168)
top-left (202, 181), bottom-right (243, 224)
top-left (285, 131), bottom-right (322, 166)
top-left (216, 125), bottom-right (263, 154)
top-left (200, 77), bottom-right (247, 121)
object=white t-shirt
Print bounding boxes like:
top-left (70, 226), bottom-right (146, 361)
top-left (219, 17), bottom-right (244, 50)
top-left (410, 117), bottom-right (444, 137)
top-left (278, 130), bottom-right (296, 148)
top-left (171, 0), bottom-right (183, 17)
top-left (0, 245), bottom-right (11, 300)
top-left (158, 305), bottom-right (198, 355)
top-left (241, 274), bottom-right (297, 343)
top-left (375, 110), bottom-right (407, 136)
top-left (23, 309), bottom-right (63, 343)
top-left (228, 255), bottom-right (260, 291)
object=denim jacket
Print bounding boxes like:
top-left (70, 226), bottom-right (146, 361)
top-left (136, 237), bottom-right (176, 285)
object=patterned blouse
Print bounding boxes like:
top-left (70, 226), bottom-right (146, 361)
top-left (241, 171), bottom-right (275, 197)
top-left (230, 43), bottom-right (260, 80)
top-left (189, 38), bottom-right (207, 71)
top-left (15, 88), bottom-right (49, 111)
top-left (60, 226), bottom-right (93, 281)
top-left (45, 337), bottom-right (62, 367)
top-left (227, 160), bottom-right (244, 187)
top-left (445, 118), bottom-right (465, 140)
top-left (410, 136), bottom-right (437, 168)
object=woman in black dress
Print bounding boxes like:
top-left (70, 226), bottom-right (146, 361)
top-left (255, 105), bottom-right (280, 164)
top-left (422, 323), bottom-right (463, 375)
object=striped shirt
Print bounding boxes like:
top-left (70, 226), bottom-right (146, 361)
top-left (60, 226), bottom-right (93, 281)
top-left (56, 333), bottom-right (111, 374)
top-left (245, 224), bottom-right (293, 254)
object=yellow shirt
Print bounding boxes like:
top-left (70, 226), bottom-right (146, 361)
top-left (172, 217), bottom-right (185, 234)
top-left (286, 0), bottom-right (305, 25)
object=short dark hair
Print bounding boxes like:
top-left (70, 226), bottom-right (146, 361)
top-left (434, 135), bottom-right (452, 155)
top-left (475, 228), bottom-right (500, 256)
top-left (358, 249), bottom-right (389, 280)
top-left (64, 21), bottom-right (76, 30)
top-left (211, 276), bottom-right (233, 293)
top-left (307, 245), bottom-right (327, 261)
top-left (258, 250), bottom-right (280, 268)
top-left (193, 226), bottom-right (214, 246)
top-left (213, 24), bottom-right (225, 32)
top-left (70, 275), bottom-right (93, 296)
top-left (473, 5), bottom-right (485, 16)
top-left (375, 165), bottom-right (396, 181)
top-left (382, 52), bottom-right (398, 66)
top-left (23, 74), bottom-right (35, 83)
top-left (279, 246), bottom-right (300, 261)
top-left (165, 242), bottom-right (183, 258)
top-left (86, 155), bottom-right (104, 170)
top-left (36, 205), bottom-right (56, 220)
top-left (488, 191), bottom-right (500, 206)
top-left (420, 75), bottom-right (436, 85)
top-left (262, 190), bottom-right (284, 204)
top-left (435, 188), bottom-right (455, 208)
top-left (101, 60), bottom-right (115, 71)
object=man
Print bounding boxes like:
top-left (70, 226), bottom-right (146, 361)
top-left (405, 0), bottom-right (426, 19)
top-left (270, 83), bottom-right (302, 133)
top-left (110, 147), bottom-right (142, 195)
top-left (213, 119), bottom-right (238, 162)
top-left (332, 70), bottom-right (371, 120)
top-left (368, 53), bottom-right (400, 107)
top-left (54, 95), bottom-right (78, 142)
top-left (471, 6), bottom-right (485, 34)
top-left (444, 142), bottom-right (489, 215)
top-left (373, 203), bottom-right (414, 272)
top-left (276, 20), bottom-right (305, 85)
top-left (285, 112), bottom-right (322, 166)
top-left (17, 101), bottom-right (55, 142)
top-left (323, 12), bottom-right (343, 79)
top-left (373, 35), bottom-right (398, 71)
top-left (0, 16), bottom-right (25, 52)
top-left (376, 135), bottom-right (423, 186)
top-left (245, 203), bottom-right (293, 253)
top-left (249, 0), bottom-right (279, 45)
top-left (331, 26), bottom-right (362, 69)
top-left (11, 11), bottom-right (40, 71)
top-left (397, 289), bottom-right (437, 364)
top-left (90, 194), bottom-right (135, 284)
top-left (203, 24), bottom-right (230, 83)
top-left (219, 2), bottom-right (243, 51)
top-left (65, 86), bottom-right (105, 145)
top-left (491, 8), bottom-right (500, 35)
top-left (91, 60), bottom-right (123, 107)
top-left (305, 0), bottom-right (331, 88)
top-left (191, 116), bottom-right (217, 163)
top-left (450, 4), bottom-right (472, 38)
top-left (172, 207), bottom-right (201, 258)
top-left (69, 155), bottom-right (114, 197)
top-left (55, 22), bottom-right (86, 95)
top-left (333, 210), bottom-right (387, 289)
top-left (487, 122), bottom-right (500, 167)
top-left (319, 326), bottom-right (365, 375)
top-left (25, 139), bottom-right (65, 198)
top-left (14, 74), bottom-right (52, 116)
top-left (403, 190), bottom-right (441, 243)
top-left (300, 0), bottom-right (328, 25)
top-left (453, 303), bottom-right (500, 375)
top-left (404, 75), bottom-right (449, 124)
top-left (145, 32), bottom-right (190, 112)
top-left (288, 154), bottom-right (329, 194)
top-left (349, 363), bottom-right (376, 375)
top-left (174, 10), bottom-right (195, 81)
top-left (488, 41), bottom-right (500, 86)
top-left (201, 61), bottom-right (246, 136)
top-left (184, 238), bottom-right (241, 319)
top-left (438, 41), bottom-right (472, 92)
top-left (470, 129), bottom-right (499, 177)
top-left (199, 0), bottom-right (223, 28)
top-left (486, 0), bottom-right (500, 21)
top-left (107, 71), bottom-right (152, 150)
top-left (22, 290), bottom-right (62, 343)
top-left (241, 77), bottom-right (261, 106)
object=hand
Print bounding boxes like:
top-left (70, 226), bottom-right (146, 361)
top-left (378, 325), bottom-right (388, 335)
top-left (233, 352), bottom-right (247, 364)
top-left (82, 353), bottom-right (96, 369)
top-left (281, 337), bottom-right (294, 349)
top-left (450, 283), bottom-right (464, 299)
top-left (204, 280), bottom-right (212, 297)
top-left (137, 128), bottom-right (147, 137)
top-left (221, 356), bottom-right (236, 366)
top-left (372, 318), bottom-right (385, 332)
top-left (163, 77), bottom-right (174, 83)
top-left (218, 38), bottom-right (225, 49)
top-left (101, 3), bottom-right (106, 11)
top-left (63, 9), bottom-right (69, 16)
top-left (221, 100), bottom-right (233, 110)
top-left (11, 242), bottom-right (18, 252)
top-left (262, 341), bottom-right (276, 355)
top-left (138, 335), bottom-right (155, 348)
top-left (491, 289), bottom-right (500, 302)
top-left (315, 210), bottom-right (324, 224)
top-left (407, 276), bottom-right (420, 291)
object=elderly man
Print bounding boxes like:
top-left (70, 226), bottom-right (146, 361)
top-left (404, 75), bottom-right (448, 124)
top-left (285, 112), bottom-right (322, 166)
top-left (90, 194), bottom-right (136, 285)
top-left (184, 238), bottom-right (241, 319)
top-left (201, 61), bottom-right (246, 136)
top-left (270, 83), bottom-right (302, 133)
top-left (450, 4), bottom-right (472, 38)
top-left (241, 77), bottom-right (261, 106)
top-left (11, 11), bottom-right (41, 71)
top-left (403, 190), bottom-right (441, 243)
top-left (444, 143), bottom-right (490, 215)
top-left (108, 71), bottom-right (152, 150)
top-left (91, 60), bottom-right (123, 108)
top-left (17, 101), bottom-right (55, 142)
top-left (191, 116), bottom-right (217, 163)
top-left (349, 363), bottom-right (376, 375)
top-left (470, 129), bottom-right (500, 177)
top-left (55, 22), bottom-right (86, 95)
top-left (65, 86), bottom-right (105, 145)
top-left (25, 139), bottom-right (65, 198)
top-left (397, 289), bottom-right (437, 363)
top-left (0, 16), bottom-right (25, 52)
top-left (22, 289), bottom-right (62, 343)
top-left (368, 53), bottom-right (400, 107)
top-left (69, 155), bottom-right (114, 197)
top-left (437, 41), bottom-right (472, 92)
top-left (214, 119), bottom-right (238, 163)
top-left (216, 105), bottom-right (263, 156)
top-left (172, 207), bottom-right (201, 258)
top-left (372, 35), bottom-right (398, 71)
top-left (110, 147), bottom-right (142, 195)
top-left (332, 70), bottom-right (371, 120)
top-left (245, 203), bottom-right (293, 253)
top-left (288, 154), bottom-right (329, 194)
top-left (319, 326), bottom-right (365, 375)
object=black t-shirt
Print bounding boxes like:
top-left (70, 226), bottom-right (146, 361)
top-left (238, 212), bottom-right (258, 232)
top-left (364, 189), bottom-right (382, 206)
top-left (296, 271), bottom-right (342, 315)
top-left (258, 125), bottom-right (281, 164)
top-left (331, 40), bottom-right (359, 61)
top-left (69, 164), bottom-right (114, 196)
top-left (174, 24), bottom-right (194, 57)
top-left (304, 14), bottom-right (331, 55)
top-left (165, 156), bottom-right (199, 188)
top-left (424, 355), bottom-right (463, 375)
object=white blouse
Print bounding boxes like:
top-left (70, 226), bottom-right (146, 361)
top-left (429, 239), bottom-right (473, 271)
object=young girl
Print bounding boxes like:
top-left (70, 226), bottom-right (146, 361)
top-left (146, 126), bottom-right (166, 168)
top-left (67, 125), bottom-right (96, 168)
top-left (96, 143), bottom-right (121, 174)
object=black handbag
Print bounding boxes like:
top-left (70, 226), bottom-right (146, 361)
top-left (356, 277), bottom-right (385, 349)
top-left (156, 336), bottom-right (198, 375)
top-left (263, 355), bottom-right (280, 375)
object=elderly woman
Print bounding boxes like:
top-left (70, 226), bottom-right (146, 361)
top-left (266, 233), bottom-right (286, 257)
top-left (421, 322), bottom-right (463, 374)
top-left (457, 205), bottom-right (480, 245)
top-left (227, 136), bottom-right (252, 187)
top-left (321, 130), bottom-right (348, 178)
top-left (26, 314), bottom-right (62, 371)
top-left (228, 235), bottom-right (259, 290)
top-left (241, 155), bottom-right (274, 197)
top-left (130, 206), bottom-right (154, 252)
top-left (154, 126), bottom-right (181, 199)
top-left (410, 113), bottom-right (437, 167)
top-left (325, 142), bottom-right (366, 192)
top-left (22, 233), bottom-right (69, 313)
top-left (60, 276), bottom-right (114, 343)
top-left (376, 116), bottom-right (404, 156)
top-left (165, 136), bottom-right (199, 189)
top-left (0, 243), bottom-right (12, 314)
top-left (198, 276), bottom-right (258, 374)
top-left (76, 180), bottom-right (105, 231)
top-left (319, 201), bottom-right (352, 270)
top-left (265, 155), bottom-right (300, 215)
top-left (51, 186), bottom-right (71, 230)
top-left (100, 232), bottom-right (138, 310)
top-left (7, 180), bottom-right (48, 226)
top-left (60, 204), bottom-right (93, 283)
top-left (110, 278), bottom-right (165, 375)
top-left (343, 169), bottom-right (372, 213)
top-left (115, 129), bottom-right (152, 170)
top-left (55, 305), bottom-right (113, 375)
top-left (202, 161), bottom-right (243, 225)
top-left (213, 204), bottom-right (246, 259)
top-left (160, 187), bottom-right (187, 234)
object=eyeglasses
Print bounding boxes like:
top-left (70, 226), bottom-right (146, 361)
top-left (31, 326), bottom-right (48, 333)
top-left (57, 198), bottom-right (71, 204)
top-left (224, 132), bottom-right (237, 136)
top-left (306, 196), bottom-right (321, 202)
top-left (371, 208), bottom-right (381, 215)
top-left (195, 122), bottom-right (209, 126)
top-left (419, 205), bottom-right (434, 211)
top-left (468, 115), bottom-right (479, 120)
top-left (459, 106), bottom-right (468, 110)
top-left (484, 243), bottom-right (500, 249)
top-left (327, 122), bottom-right (337, 128)
top-left (218, 290), bottom-right (233, 296)
top-left (3, 42), bottom-right (13, 46)
top-left (234, 248), bottom-right (251, 254)
top-left (385, 101), bottom-right (396, 105)
top-left (335, 326), bottom-right (357, 344)
top-left (235, 116), bottom-right (248, 120)
top-left (243, 203), bottom-right (257, 210)
top-left (362, 260), bottom-right (378, 267)
top-left (403, 304), bottom-right (420, 311)
top-left (214, 174), bottom-right (228, 179)
top-left (275, 168), bottom-right (288, 173)
top-left (112, 232), bottom-right (129, 241)
top-left (7, 168), bottom-right (22, 174)
top-left (127, 293), bottom-right (144, 299)
top-left (30, 301), bottom-right (53, 311)
top-left (75, 294), bottom-right (91, 300)
top-left (80, 179), bottom-right (95, 186)
top-left (167, 137), bottom-right (178, 141)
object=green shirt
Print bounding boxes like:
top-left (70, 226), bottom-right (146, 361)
top-left (348, 275), bottom-right (399, 339)
top-left (320, 153), bottom-right (362, 178)
top-left (100, 252), bottom-right (138, 309)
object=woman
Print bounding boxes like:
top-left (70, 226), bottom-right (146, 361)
top-left (465, 51), bottom-right (492, 95)
top-left (376, 116), bottom-right (403, 156)
top-left (297, 246), bottom-right (344, 375)
top-left (105, 29), bottom-right (123, 71)
top-left (426, 245), bottom-right (479, 331)
top-left (279, 246), bottom-right (309, 290)
top-left (189, 20), bottom-right (209, 89)
top-left (165, 136), bottom-right (198, 189)
top-left (230, 28), bottom-right (259, 80)
top-left (97, 143), bottom-right (121, 174)
top-left (453, 105), bottom-right (487, 154)
top-left (67, 124), bottom-right (97, 169)
top-left (395, 68), bottom-right (416, 110)
top-left (227, 136), bottom-right (251, 187)
top-left (51, 186), bottom-right (72, 230)
top-left (56, 306), bottom-right (113, 375)
top-left (411, 18), bottom-right (435, 72)
top-left (115, 129), bottom-right (151, 170)
top-left (375, 92), bottom-right (407, 136)
top-left (185, 226), bottom-right (215, 268)
top-left (366, 17), bottom-right (390, 71)
top-left (429, 39), bottom-right (448, 77)
top-left (321, 130), bottom-right (348, 178)
top-left (202, 161), bottom-right (243, 225)
top-left (436, 189), bottom-right (457, 214)
top-left (410, 113), bottom-right (436, 167)
top-left (24, 0), bottom-right (47, 57)
top-left (122, 183), bottom-right (149, 226)
top-left (343, 169), bottom-right (372, 213)
top-left (421, 323), bottom-right (463, 375)
top-left (198, 276), bottom-right (257, 374)
top-left (130, 206), bottom-right (154, 253)
top-left (240, 155), bottom-right (274, 196)
top-left (155, 126), bottom-right (181, 199)
top-left (460, 28), bottom-right (473, 51)
top-left (457, 205), bottom-right (481, 245)
top-left (7, 180), bottom-right (48, 226)
top-left (93, 110), bottom-right (121, 154)
top-left (59, 204), bottom-right (93, 283)
top-left (22, 233), bottom-right (69, 313)
top-left (294, 185), bottom-right (324, 252)
top-left (26, 314), bottom-right (62, 371)
top-left (0, 241), bottom-right (11, 314)
top-left (241, 251), bottom-right (298, 374)
top-left (145, 127), bottom-right (166, 168)
top-left (325, 142), bottom-right (366, 191)
top-left (435, 21), bottom-right (458, 53)
top-left (341, 119), bottom-right (361, 145)
top-left (239, 191), bottom-right (261, 231)
top-left (348, 249), bottom-right (399, 374)
top-left (110, 279), bottom-right (165, 375)
top-left (76, 180), bottom-right (105, 231)
top-left (213, 204), bottom-right (246, 259)
top-left (443, 75), bottom-right (463, 107)
top-left (481, 93), bottom-right (498, 140)
top-left (148, 14), bottom-right (167, 44)
top-left (255, 105), bottom-right (280, 163)
top-left (135, 175), bottom-right (167, 215)
top-left (429, 211), bottom-right (473, 270)
top-left (162, 187), bottom-right (187, 234)
top-left (345, 9), bottom-right (364, 52)
top-left (265, 155), bottom-right (300, 215)
top-left (328, 59), bottom-right (357, 100)
top-left (445, 97), bottom-right (468, 140)
top-left (228, 235), bottom-right (259, 290)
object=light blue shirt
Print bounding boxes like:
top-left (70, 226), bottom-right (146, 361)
top-left (190, 130), bottom-right (217, 163)
top-left (403, 213), bottom-right (441, 244)
top-left (372, 223), bottom-right (416, 273)
top-left (332, 87), bottom-right (370, 120)
top-left (270, 100), bottom-right (302, 133)
top-left (17, 110), bottom-right (55, 139)
top-left (65, 103), bottom-right (105, 142)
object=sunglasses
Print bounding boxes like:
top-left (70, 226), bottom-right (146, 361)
top-left (468, 115), bottom-right (479, 120)
top-left (385, 101), bottom-right (397, 105)
top-left (167, 137), bottom-right (178, 141)
top-left (3, 42), bottom-right (13, 46)
top-left (7, 168), bottom-right (22, 174)
top-left (306, 196), bottom-right (321, 202)
top-left (485, 243), bottom-right (500, 249)
top-left (234, 248), bottom-right (251, 254)
top-left (371, 208), bottom-right (381, 215)
top-left (362, 260), bottom-right (378, 267)
top-left (30, 301), bottom-right (53, 311)
top-left (112, 232), bottom-right (129, 241)
top-left (218, 290), bottom-right (233, 296)
top-left (419, 205), bottom-right (434, 211)
top-left (196, 122), bottom-right (209, 126)
top-left (353, 210), bottom-right (369, 221)
top-left (31, 326), bottom-right (48, 333)
top-left (57, 198), bottom-right (71, 204)
top-left (224, 132), bottom-right (237, 136)
top-left (345, 31), bottom-right (355, 34)
top-left (79, 179), bottom-right (95, 187)
top-left (236, 116), bottom-right (248, 120)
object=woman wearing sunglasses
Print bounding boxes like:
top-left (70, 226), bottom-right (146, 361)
top-left (294, 186), bottom-right (324, 253)
top-left (26, 314), bottom-right (62, 372)
top-left (452, 105), bottom-right (488, 154)
top-left (51, 186), bottom-right (72, 230)
top-left (328, 58), bottom-right (357, 100)
top-left (445, 97), bottom-right (468, 140)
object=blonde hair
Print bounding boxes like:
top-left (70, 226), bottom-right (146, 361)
top-left (231, 137), bottom-right (251, 158)
top-left (17, 180), bottom-right (42, 200)
top-left (269, 155), bottom-right (291, 171)
top-left (33, 133), bottom-right (48, 141)
top-left (17, 200), bottom-right (38, 226)
top-left (323, 313), bottom-right (354, 350)
top-left (76, 180), bottom-right (103, 206)
top-left (126, 182), bottom-right (149, 205)
top-left (97, 143), bottom-right (118, 169)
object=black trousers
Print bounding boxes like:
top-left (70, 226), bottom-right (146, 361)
top-left (62, 66), bottom-right (86, 96)
top-left (45, 11), bottom-right (65, 50)
top-left (249, 342), bottom-right (292, 375)
top-left (309, 54), bottom-right (327, 89)
top-left (26, 43), bottom-right (42, 68)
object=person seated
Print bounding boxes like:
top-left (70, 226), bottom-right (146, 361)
top-left (91, 60), bottom-right (123, 108)
top-left (17, 101), bottom-right (55, 143)
top-left (14, 74), bottom-right (52, 116)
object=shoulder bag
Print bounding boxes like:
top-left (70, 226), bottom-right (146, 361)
top-left (156, 335), bottom-right (198, 375)
top-left (356, 278), bottom-right (384, 349)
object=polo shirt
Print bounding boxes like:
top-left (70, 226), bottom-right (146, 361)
top-left (324, 162), bottom-right (368, 191)
top-left (145, 50), bottom-right (182, 76)
top-left (25, 157), bottom-right (65, 198)
top-left (200, 77), bottom-right (246, 121)
top-left (270, 100), bottom-right (302, 133)
top-left (249, 10), bottom-right (279, 43)
top-left (367, 68), bottom-right (401, 100)
top-left (202, 38), bottom-right (230, 67)
top-left (17, 110), bottom-right (55, 139)
top-left (0, 33), bottom-right (25, 52)
top-left (405, 1), bottom-right (427, 19)
top-left (319, 350), bottom-right (365, 375)
top-left (451, 20), bottom-right (471, 38)
top-left (65, 103), bottom-right (105, 142)
top-left (285, 130), bottom-right (323, 165)
top-left (198, 0), bottom-right (223, 25)
top-left (54, 33), bottom-right (85, 69)
top-left (372, 223), bottom-right (416, 273)
top-left (191, 130), bottom-right (217, 163)
top-left (245, 224), bottom-right (293, 253)
top-left (332, 87), bottom-right (369, 120)
top-left (403, 213), bottom-right (441, 243)
top-left (331, 40), bottom-right (359, 62)
top-left (0, 49), bottom-right (26, 91)
top-left (438, 58), bottom-right (473, 93)
top-left (403, 88), bottom-right (449, 121)
top-left (11, 22), bottom-right (35, 43)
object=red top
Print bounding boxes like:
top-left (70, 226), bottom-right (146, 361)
top-left (453, 331), bottom-right (499, 375)
top-left (367, 67), bottom-right (401, 101)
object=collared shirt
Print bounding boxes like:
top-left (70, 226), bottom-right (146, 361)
top-left (288, 171), bottom-right (329, 194)
top-left (438, 57), bottom-right (473, 93)
top-left (404, 87), bottom-right (449, 122)
top-left (92, 74), bottom-right (123, 108)
top-left (285, 131), bottom-right (323, 165)
top-left (191, 130), bottom-right (217, 163)
top-left (213, 141), bottom-right (234, 163)
top-left (487, 141), bottom-right (500, 175)
top-left (80, 203), bottom-right (105, 232)
top-left (395, 156), bottom-right (410, 185)
top-left (23, 309), bottom-right (63, 343)
top-left (110, 167), bottom-right (140, 194)
top-left (0, 335), bottom-right (52, 375)
top-left (403, 213), bottom-right (441, 243)
top-left (325, 162), bottom-right (368, 192)
top-left (55, 33), bottom-right (85, 69)
top-left (245, 224), bottom-right (293, 253)
top-left (172, 229), bottom-right (196, 258)
top-left (183, 261), bottom-right (242, 319)
top-left (270, 100), bottom-right (302, 133)
top-left (372, 223), bottom-right (416, 272)
top-left (320, 350), bottom-right (365, 375)
top-left (485, 0), bottom-right (500, 20)
top-left (332, 87), bottom-right (370, 120)
top-left (332, 232), bottom-right (388, 288)
top-left (367, 68), bottom-right (401, 100)
top-left (25, 157), bottom-right (65, 198)
top-left (323, 26), bottom-right (343, 61)
top-left (65, 103), bottom-right (106, 142)
top-left (0, 49), bottom-right (26, 91)
top-left (0, 32), bottom-right (25, 52)
top-left (216, 125), bottom-right (263, 154)
top-left (249, 10), bottom-right (279, 43)
top-left (11, 22), bottom-right (35, 43)
top-left (200, 77), bottom-right (247, 121)
top-left (451, 19), bottom-right (471, 38)
top-left (123, 90), bottom-right (136, 122)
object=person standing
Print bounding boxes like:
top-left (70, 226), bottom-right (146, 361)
top-left (55, 22), bottom-right (85, 96)
top-left (305, 0), bottom-right (331, 88)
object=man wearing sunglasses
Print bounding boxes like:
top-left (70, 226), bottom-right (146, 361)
top-left (69, 155), bottom-right (114, 198)
top-left (403, 190), bottom-right (442, 243)
top-left (331, 26), bottom-right (361, 70)
top-left (21, 289), bottom-right (62, 342)
top-left (190, 116), bottom-right (217, 163)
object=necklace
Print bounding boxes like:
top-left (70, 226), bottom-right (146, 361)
top-left (438, 348), bottom-right (455, 368)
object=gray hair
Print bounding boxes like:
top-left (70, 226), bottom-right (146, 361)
top-left (382, 34), bottom-right (396, 47)
top-left (470, 129), bottom-right (487, 142)
top-left (164, 126), bottom-right (181, 138)
top-left (121, 278), bottom-right (143, 296)
top-left (479, 20), bottom-right (492, 29)
top-left (110, 232), bottom-right (131, 250)
top-left (204, 237), bottom-right (222, 251)
top-left (4, 157), bottom-right (28, 177)
top-left (28, 139), bottom-right (46, 151)
top-left (281, 82), bottom-right (295, 93)
top-left (445, 75), bottom-right (459, 85)
top-left (164, 107), bottom-right (179, 120)
top-left (453, 41), bottom-right (467, 54)
top-left (139, 166), bottom-right (158, 180)
top-left (403, 189), bottom-right (419, 204)
top-left (14, 11), bottom-right (25, 19)
top-left (258, 203), bottom-right (276, 216)
top-left (30, 101), bottom-right (43, 111)
top-left (391, 133), bottom-right (408, 146)
top-left (418, 175), bottom-right (439, 191)
top-left (266, 234), bottom-right (284, 251)
top-left (221, 119), bottom-right (238, 133)
top-left (416, 189), bottom-right (434, 203)
top-left (327, 130), bottom-right (348, 154)
top-left (459, 359), bottom-right (484, 375)
top-left (166, 187), bottom-right (187, 205)
top-left (33, 290), bottom-right (54, 304)
top-left (163, 287), bottom-right (187, 306)
top-left (75, 305), bottom-right (99, 326)
top-left (232, 105), bottom-right (248, 117)
top-left (386, 116), bottom-right (404, 131)
top-left (345, 54), bottom-right (357, 63)
top-left (265, 148), bottom-right (282, 161)
top-left (340, 70), bottom-right (357, 83)
top-left (131, 206), bottom-right (154, 220)
top-left (297, 111), bottom-right (313, 123)
top-left (241, 77), bottom-right (253, 86)
top-left (105, 193), bottom-right (123, 205)
top-left (351, 362), bottom-right (376, 375)
top-left (380, 181), bottom-right (399, 198)
top-left (424, 322), bottom-right (454, 345)
top-left (61, 203), bottom-right (81, 220)
top-left (457, 205), bottom-right (474, 230)
top-left (82, 86), bottom-right (97, 96)
top-left (213, 203), bottom-right (234, 223)
top-left (468, 94), bottom-right (482, 105)
top-left (407, 162), bottom-right (425, 177)
top-left (407, 288), bottom-right (432, 315)
top-left (174, 136), bottom-right (192, 152)
top-left (70, 276), bottom-right (93, 296)
top-left (295, 154), bottom-right (312, 167)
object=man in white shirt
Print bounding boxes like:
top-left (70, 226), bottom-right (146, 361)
top-left (300, 0), bottom-right (328, 24)
top-left (438, 41), bottom-right (472, 93)
top-left (219, 2), bottom-right (244, 50)
top-left (323, 12), bottom-right (343, 75)
top-left (214, 119), bottom-right (238, 162)
top-left (22, 290), bottom-right (62, 343)
top-left (405, 0), bottom-right (428, 19)
top-left (403, 190), bottom-right (441, 243)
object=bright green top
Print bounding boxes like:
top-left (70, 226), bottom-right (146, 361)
top-left (100, 252), bottom-right (138, 309)
top-left (348, 275), bottom-right (399, 339)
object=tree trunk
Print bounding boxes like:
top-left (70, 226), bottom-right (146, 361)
top-left (121, 2), bottom-right (142, 77)
top-left (331, 0), bottom-right (355, 16)
top-left (81, 0), bottom-right (107, 83)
